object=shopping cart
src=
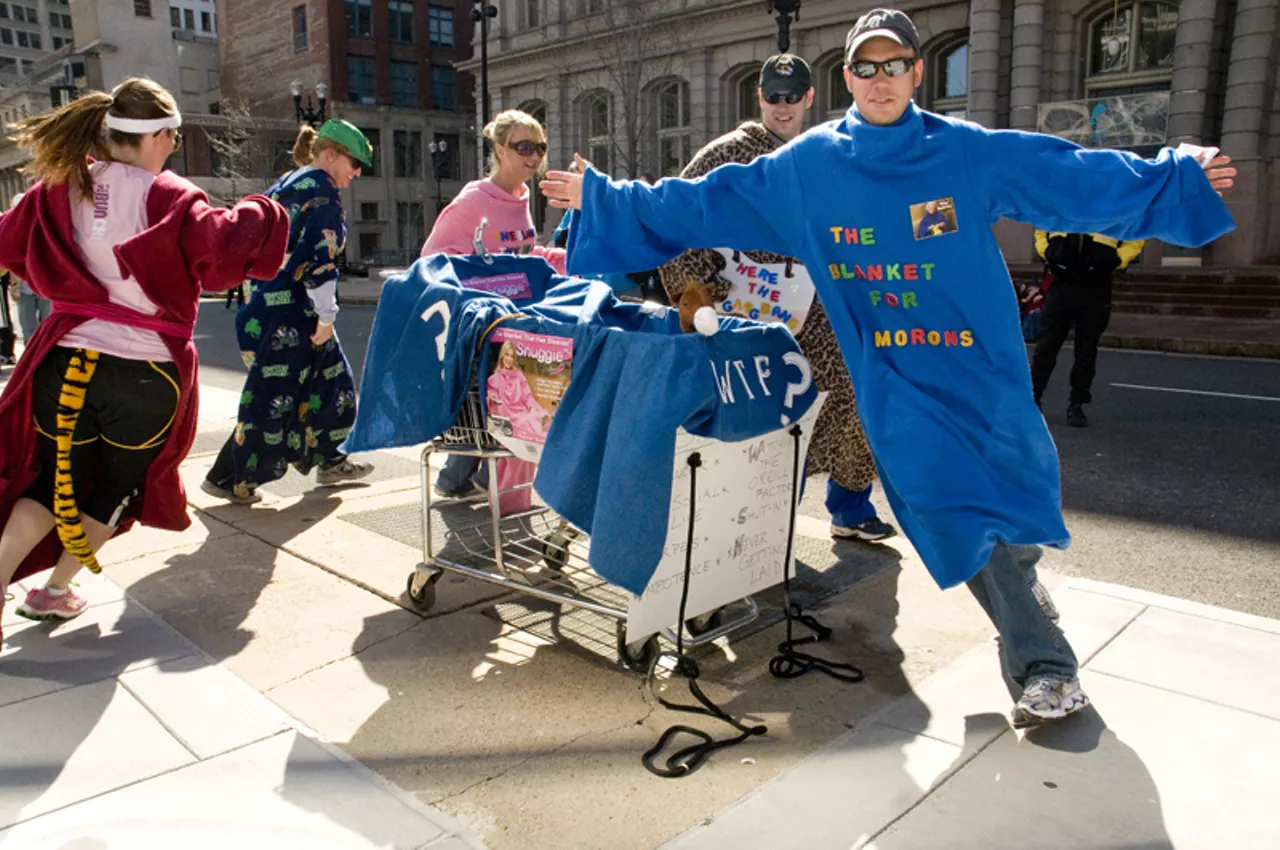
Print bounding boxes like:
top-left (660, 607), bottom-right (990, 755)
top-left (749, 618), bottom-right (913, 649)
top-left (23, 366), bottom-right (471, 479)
top-left (405, 377), bottom-right (759, 673)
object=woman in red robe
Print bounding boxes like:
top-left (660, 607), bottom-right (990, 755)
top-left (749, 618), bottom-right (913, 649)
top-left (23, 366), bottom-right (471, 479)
top-left (0, 78), bottom-right (288, 641)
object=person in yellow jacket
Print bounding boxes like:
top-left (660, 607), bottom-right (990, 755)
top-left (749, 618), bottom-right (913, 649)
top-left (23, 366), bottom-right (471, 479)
top-left (1030, 231), bottom-right (1144, 427)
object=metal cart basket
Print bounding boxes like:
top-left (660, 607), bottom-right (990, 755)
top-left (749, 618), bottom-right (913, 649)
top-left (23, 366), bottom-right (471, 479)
top-left (405, 380), bottom-right (759, 671)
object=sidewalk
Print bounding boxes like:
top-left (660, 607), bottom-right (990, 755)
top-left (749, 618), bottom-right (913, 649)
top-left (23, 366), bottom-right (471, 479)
top-left (666, 579), bottom-right (1280, 849)
top-left (332, 275), bottom-right (1280, 359)
top-left (0, 373), bottom-right (479, 849)
top-left (3, 366), bottom-right (1279, 848)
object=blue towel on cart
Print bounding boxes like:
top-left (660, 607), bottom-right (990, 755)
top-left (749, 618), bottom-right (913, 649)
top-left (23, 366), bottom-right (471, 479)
top-left (347, 254), bottom-right (818, 596)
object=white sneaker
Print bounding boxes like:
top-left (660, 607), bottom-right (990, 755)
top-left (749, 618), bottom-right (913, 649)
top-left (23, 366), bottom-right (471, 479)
top-left (1012, 676), bottom-right (1090, 728)
top-left (1031, 579), bottom-right (1060, 622)
top-left (316, 458), bottom-right (374, 487)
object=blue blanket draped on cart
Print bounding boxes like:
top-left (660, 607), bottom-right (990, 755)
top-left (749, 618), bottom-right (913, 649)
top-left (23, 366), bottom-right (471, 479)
top-left (346, 254), bottom-right (818, 595)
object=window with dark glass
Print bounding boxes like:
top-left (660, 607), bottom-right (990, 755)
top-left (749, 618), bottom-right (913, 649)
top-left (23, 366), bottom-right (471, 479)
top-left (345, 0), bottom-right (373, 38)
top-left (433, 132), bottom-right (460, 179)
top-left (184, 8), bottom-right (194, 28)
top-left (932, 41), bottom-right (968, 117)
top-left (825, 62), bottom-right (852, 117)
top-left (394, 129), bottom-right (423, 177)
top-left (389, 60), bottom-right (418, 108)
top-left (134, 0), bottom-right (151, 16)
top-left (428, 4), bottom-right (453, 46)
top-left (388, 0), bottom-right (413, 43)
top-left (735, 69), bottom-right (761, 125)
top-left (346, 55), bottom-right (376, 104)
top-left (1087, 1), bottom-right (1176, 87)
top-left (293, 5), bottom-right (307, 51)
top-left (430, 66), bottom-right (456, 111)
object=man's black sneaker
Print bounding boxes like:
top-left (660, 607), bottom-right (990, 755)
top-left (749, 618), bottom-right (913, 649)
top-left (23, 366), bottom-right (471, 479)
top-left (1066, 403), bottom-right (1088, 428)
top-left (831, 516), bottom-right (898, 542)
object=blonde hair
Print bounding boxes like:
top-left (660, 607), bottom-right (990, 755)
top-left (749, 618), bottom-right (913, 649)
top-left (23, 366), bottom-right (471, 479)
top-left (483, 109), bottom-right (547, 178)
top-left (291, 124), bottom-right (353, 167)
top-left (12, 77), bottom-right (178, 200)
top-left (497, 340), bottom-right (518, 368)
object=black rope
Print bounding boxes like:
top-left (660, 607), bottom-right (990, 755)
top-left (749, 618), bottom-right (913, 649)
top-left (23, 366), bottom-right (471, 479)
top-left (642, 452), bottom-right (767, 778)
top-left (767, 425), bottom-right (865, 684)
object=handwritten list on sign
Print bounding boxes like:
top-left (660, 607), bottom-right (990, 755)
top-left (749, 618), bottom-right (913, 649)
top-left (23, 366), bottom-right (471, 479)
top-left (625, 396), bottom-right (825, 642)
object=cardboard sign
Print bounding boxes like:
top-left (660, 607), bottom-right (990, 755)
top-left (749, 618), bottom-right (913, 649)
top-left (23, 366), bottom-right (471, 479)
top-left (625, 395), bottom-right (825, 641)
top-left (712, 248), bottom-right (816, 334)
top-left (485, 328), bottom-right (572, 461)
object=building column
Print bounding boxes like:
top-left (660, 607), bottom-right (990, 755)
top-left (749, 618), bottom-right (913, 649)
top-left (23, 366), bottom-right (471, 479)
top-left (688, 47), bottom-right (713, 154)
top-left (1166, 0), bottom-right (1217, 144)
top-left (966, 0), bottom-right (1002, 129)
top-left (1215, 0), bottom-right (1277, 265)
top-left (1007, 0), bottom-right (1043, 131)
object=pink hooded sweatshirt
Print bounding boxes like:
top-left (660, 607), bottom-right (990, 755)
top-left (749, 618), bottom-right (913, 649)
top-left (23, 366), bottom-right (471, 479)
top-left (421, 179), bottom-right (566, 274)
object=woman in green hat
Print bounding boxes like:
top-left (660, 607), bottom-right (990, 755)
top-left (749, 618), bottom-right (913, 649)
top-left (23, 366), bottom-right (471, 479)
top-left (204, 119), bottom-right (376, 502)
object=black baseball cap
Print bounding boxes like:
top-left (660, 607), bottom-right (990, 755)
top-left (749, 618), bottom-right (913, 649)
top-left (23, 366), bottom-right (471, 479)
top-left (759, 54), bottom-right (812, 98)
top-left (844, 8), bottom-right (921, 64)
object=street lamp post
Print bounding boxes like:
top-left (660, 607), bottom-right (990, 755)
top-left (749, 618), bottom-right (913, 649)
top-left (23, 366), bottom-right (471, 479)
top-left (766, 0), bottom-right (802, 53)
top-left (471, 0), bottom-right (498, 154)
top-left (290, 80), bottom-right (329, 126)
top-left (428, 138), bottom-right (449, 214)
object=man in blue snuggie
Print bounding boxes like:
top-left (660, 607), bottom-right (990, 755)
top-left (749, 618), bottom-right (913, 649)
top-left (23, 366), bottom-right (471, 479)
top-left (541, 7), bottom-right (1236, 729)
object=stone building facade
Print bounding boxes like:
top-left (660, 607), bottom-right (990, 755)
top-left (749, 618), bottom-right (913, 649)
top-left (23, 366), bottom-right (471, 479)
top-left (471, 0), bottom-right (1279, 268)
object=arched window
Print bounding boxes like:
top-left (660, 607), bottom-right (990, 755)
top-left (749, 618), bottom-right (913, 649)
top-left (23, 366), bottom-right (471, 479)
top-left (824, 61), bottom-right (852, 119)
top-left (932, 40), bottom-right (968, 117)
top-left (1086, 1), bottom-right (1177, 94)
top-left (577, 90), bottom-right (612, 175)
top-left (734, 66), bottom-right (762, 126)
top-left (651, 78), bottom-right (691, 177)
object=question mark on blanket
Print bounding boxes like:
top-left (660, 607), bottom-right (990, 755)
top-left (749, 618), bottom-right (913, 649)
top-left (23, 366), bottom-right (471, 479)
top-left (780, 351), bottom-right (812, 426)
top-left (419, 300), bottom-right (452, 361)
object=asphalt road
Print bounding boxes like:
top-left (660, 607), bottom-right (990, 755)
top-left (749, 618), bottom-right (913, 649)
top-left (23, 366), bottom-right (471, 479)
top-left (193, 301), bottom-right (1280, 618)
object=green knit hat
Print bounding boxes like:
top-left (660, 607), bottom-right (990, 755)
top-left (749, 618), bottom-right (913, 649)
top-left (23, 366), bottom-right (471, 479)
top-left (318, 119), bottom-right (374, 167)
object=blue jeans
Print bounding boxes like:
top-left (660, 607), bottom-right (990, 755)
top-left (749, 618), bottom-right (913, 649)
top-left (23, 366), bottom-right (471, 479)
top-left (826, 478), bottom-right (877, 528)
top-left (16, 290), bottom-right (50, 341)
top-left (966, 542), bottom-right (1078, 696)
top-left (435, 454), bottom-right (490, 493)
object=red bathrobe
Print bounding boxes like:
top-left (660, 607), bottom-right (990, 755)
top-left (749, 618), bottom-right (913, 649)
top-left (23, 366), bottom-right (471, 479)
top-left (0, 170), bottom-right (289, 583)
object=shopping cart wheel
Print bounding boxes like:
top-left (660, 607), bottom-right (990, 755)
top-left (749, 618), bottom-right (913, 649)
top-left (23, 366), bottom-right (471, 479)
top-left (541, 527), bottom-right (577, 572)
top-left (406, 566), bottom-right (442, 613)
top-left (686, 607), bottom-right (726, 638)
top-left (616, 622), bottom-right (660, 673)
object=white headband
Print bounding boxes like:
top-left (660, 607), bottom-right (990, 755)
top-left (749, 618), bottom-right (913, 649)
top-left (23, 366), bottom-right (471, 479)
top-left (104, 112), bottom-right (182, 134)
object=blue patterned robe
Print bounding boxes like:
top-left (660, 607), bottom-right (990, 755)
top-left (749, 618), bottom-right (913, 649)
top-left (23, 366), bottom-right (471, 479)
top-left (228, 167), bottom-right (357, 494)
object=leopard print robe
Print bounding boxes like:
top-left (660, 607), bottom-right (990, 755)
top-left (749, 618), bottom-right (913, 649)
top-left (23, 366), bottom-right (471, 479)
top-left (658, 122), bottom-right (878, 494)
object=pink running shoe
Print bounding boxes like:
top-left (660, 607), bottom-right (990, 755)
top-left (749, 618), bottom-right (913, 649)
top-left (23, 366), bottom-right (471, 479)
top-left (17, 585), bottom-right (89, 622)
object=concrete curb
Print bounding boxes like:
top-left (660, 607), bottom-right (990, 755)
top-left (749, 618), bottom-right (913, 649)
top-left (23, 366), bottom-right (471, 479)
top-left (1100, 332), bottom-right (1280, 360)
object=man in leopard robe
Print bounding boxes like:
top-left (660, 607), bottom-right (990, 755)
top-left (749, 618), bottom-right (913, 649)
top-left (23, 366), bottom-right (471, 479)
top-left (659, 54), bottom-right (896, 541)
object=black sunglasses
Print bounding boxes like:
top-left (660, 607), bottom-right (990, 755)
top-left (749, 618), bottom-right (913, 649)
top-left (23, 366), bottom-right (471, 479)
top-left (507, 140), bottom-right (548, 157)
top-left (764, 92), bottom-right (806, 105)
top-left (849, 57), bottom-right (918, 79)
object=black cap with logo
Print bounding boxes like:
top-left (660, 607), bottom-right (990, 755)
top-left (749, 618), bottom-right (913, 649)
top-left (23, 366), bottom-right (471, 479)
top-left (759, 54), bottom-right (813, 98)
top-left (844, 8), bottom-right (921, 64)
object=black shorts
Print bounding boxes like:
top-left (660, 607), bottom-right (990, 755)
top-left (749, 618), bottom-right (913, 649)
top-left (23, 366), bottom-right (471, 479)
top-left (25, 347), bottom-right (181, 525)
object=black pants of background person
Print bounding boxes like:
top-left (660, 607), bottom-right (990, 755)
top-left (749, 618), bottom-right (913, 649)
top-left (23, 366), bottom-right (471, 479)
top-left (0, 278), bottom-right (15, 362)
top-left (1030, 280), bottom-right (1113, 406)
top-left (225, 284), bottom-right (245, 310)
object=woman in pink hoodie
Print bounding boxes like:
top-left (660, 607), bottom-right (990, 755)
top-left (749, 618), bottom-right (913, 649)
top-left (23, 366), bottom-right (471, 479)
top-left (424, 109), bottom-right (565, 497)
top-left (421, 109), bottom-right (566, 273)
